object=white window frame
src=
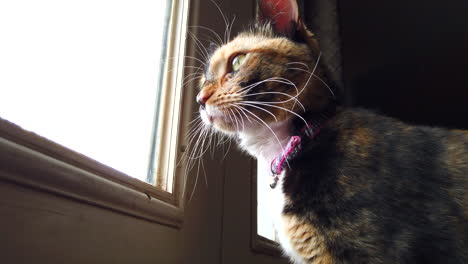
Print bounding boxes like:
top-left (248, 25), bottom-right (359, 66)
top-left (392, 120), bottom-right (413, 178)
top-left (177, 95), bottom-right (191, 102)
top-left (0, 0), bottom-right (192, 228)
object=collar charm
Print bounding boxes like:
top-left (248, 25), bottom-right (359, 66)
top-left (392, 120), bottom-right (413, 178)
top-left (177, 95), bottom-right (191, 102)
top-left (269, 109), bottom-right (333, 189)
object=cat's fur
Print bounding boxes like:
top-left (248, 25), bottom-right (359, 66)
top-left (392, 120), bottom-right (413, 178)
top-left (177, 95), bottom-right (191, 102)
top-left (195, 0), bottom-right (468, 263)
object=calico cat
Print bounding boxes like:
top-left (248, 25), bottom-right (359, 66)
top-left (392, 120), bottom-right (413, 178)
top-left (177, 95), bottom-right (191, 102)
top-left (194, 0), bottom-right (468, 263)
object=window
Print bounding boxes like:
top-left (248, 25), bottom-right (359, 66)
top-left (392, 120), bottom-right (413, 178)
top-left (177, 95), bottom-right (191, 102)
top-left (257, 164), bottom-right (279, 242)
top-left (251, 159), bottom-right (282, 256)
top-left (0, 0), bottom-right (191, 226)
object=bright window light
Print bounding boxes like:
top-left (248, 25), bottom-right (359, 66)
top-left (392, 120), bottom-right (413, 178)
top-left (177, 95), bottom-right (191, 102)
top-left (257, 160), bottom-right (278, 242)
top-left (0, 0), bottom-right (170, 183)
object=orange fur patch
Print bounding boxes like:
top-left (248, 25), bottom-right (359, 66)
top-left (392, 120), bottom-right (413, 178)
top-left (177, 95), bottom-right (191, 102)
top-left (442, 130), bottom-right (468, 220)
top-left (282, 214), bottom-right (333, 264)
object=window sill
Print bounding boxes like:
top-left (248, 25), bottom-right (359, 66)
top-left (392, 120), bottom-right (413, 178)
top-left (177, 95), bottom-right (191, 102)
top-left (0, 130), bottom-right (183, 228)
top-left (252, 234), bottom-right (283, 257)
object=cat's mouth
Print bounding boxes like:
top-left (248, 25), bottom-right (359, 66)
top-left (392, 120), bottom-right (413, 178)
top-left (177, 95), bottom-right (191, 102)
top-left (200, 105), bottom-right (239, 132)
top-left (200, 106), bottom-right (228, 124)
top-left (200, 101), bottom-right (291, 134)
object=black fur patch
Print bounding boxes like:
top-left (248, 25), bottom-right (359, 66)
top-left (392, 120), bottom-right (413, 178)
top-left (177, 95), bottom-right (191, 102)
top-left (282, 108), bottom-right (468, 263)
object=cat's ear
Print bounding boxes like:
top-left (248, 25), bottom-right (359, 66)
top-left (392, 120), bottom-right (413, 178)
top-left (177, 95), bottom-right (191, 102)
top-left (257, 0), bottom-right (299, 37)
top-left (257, 0), bottom-right (319, 50)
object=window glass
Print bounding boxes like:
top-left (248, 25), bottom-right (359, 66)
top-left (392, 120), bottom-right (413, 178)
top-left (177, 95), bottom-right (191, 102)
top-left (0, 0), bottom-right (171, 183)
top-left (257, 160), bottom-right (278, 242)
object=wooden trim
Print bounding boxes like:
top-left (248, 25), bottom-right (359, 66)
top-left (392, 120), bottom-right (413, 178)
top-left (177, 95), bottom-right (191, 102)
top-left (0, 137), bottom-right (183, 227)
top-left (250, 158), bottom-right (283, 257)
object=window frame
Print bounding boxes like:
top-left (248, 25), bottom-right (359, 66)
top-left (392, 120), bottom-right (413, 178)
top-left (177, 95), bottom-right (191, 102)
top-left (0, 0), bottom-right (192, 228)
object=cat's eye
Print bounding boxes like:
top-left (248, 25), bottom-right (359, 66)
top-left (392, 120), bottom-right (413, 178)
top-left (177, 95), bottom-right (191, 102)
top-left (231, 54), bottom-right (246, 72)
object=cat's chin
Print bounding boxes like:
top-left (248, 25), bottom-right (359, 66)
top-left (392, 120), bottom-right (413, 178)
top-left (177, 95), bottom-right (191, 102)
top-left (200, 106), bottom-right (292, 146)
top-left (201, 109), bottom-right (276, 137)
top-left (200, 108), bottom-right (238, 134)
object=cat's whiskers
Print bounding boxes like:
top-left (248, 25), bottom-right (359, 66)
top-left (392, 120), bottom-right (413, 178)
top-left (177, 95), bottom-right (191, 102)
top-left (181, 65), bottom-right (205, 71)
top-left (232, 107), bottom-right (246, 130)
top-left (214, 129), bottom-right (232, 160)
top-left (200, 156), bottom-right (208, 187)
top-left (239, 100), bottom-right (309, 128)
top-left (286, 61), bottom-right (310, 70)
top-left (186, 124), bottom-right (215, 201)
top-left (234, 102), bottom-right (278, 122)
top-left (231, 107), bottom-right (244, 131)
top-left (185, 125), bottom-right (204, 152)
top-left (227, 16), bottom-right (236, 43)
top-left (188, 152), bottom-right (203, 201)
top-left (184, 121), bottom-right (204, 159)
top-left (187, 124), bottom-right (210, 160)
top-left (165, 57), bottom-right (204, 77)
top-left (238, 77), bottom-right (295, 92)
top-left (165, 55), bottom-right (207, 67)
top-left (215, 130), bottom-right (229, 147)
top-left (235, 75), bottom-right (306, 111)
top-left (188, 25), bottom-right (224, 47)
top-left (287, 52), bottom-right (323, 102)
top-left (183, 71), bottom-right (203, 82)
top-left (209, 0), bottom-right (231, 43)
top-left (287, 67), bottom-right (336, 99)
top-left (242, 91), bottom-right (305, 111)
top-left (179, 118), bottom-right (203, 168)
top-left (184, 56), bottom-right (207, 68)
top-left (221, 137), bottom-right (232, 160)
top-left (183, 121), bottom-right (205, 198)
top-left (186, 108), bottom-right (238, 201)
top-left (231, 104), bottom-right (256, 125)
top-left (167, 64), bottom-right (202, 75)
top-left (237, 77), bottom-right (297, 95)
top-left (183, 75), bottom-right (204, 88)
top-left (188, 31), bottom-right (212, 62)
top-left (227, 108), bottom-right (241, 132)
top-left (233, 104), bottom-right (286, 156)
top-left (208, 127), bottom-right (217, 159)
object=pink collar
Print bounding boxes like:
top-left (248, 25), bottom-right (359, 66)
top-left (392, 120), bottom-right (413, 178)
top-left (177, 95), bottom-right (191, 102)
top-left (269, 114), bottom-right (331, 189)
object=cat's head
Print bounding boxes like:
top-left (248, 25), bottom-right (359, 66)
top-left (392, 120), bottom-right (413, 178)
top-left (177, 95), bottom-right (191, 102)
top-left (197, 0), bottom-right (333, 135)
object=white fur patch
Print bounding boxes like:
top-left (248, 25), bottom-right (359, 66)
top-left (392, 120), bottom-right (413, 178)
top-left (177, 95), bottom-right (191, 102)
top-left (238, 119), bottom-right (291, 161)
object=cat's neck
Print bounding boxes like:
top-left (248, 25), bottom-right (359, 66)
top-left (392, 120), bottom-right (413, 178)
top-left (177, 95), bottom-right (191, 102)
top-left (237, 105), bottom-right (337, 162)
top-left (238, 119), bottom-right (292, 162)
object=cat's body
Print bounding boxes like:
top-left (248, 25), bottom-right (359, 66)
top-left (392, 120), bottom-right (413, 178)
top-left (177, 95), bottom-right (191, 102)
top-left (194, 0), bottom-right (468, 263)
top-left (254, 108), bottom-right (467, 264)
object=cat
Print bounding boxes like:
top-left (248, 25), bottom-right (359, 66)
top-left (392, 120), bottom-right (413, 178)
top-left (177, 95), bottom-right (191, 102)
top-left (193, 0), bottom-right (468, 263)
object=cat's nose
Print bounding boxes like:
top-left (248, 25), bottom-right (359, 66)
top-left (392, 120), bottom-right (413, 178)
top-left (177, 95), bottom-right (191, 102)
top-left (196, 90), bottom-right (212, 109)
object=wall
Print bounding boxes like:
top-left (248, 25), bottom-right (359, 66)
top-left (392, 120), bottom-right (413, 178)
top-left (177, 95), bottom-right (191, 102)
top-left (339, 0), bottom-right (468, 129)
